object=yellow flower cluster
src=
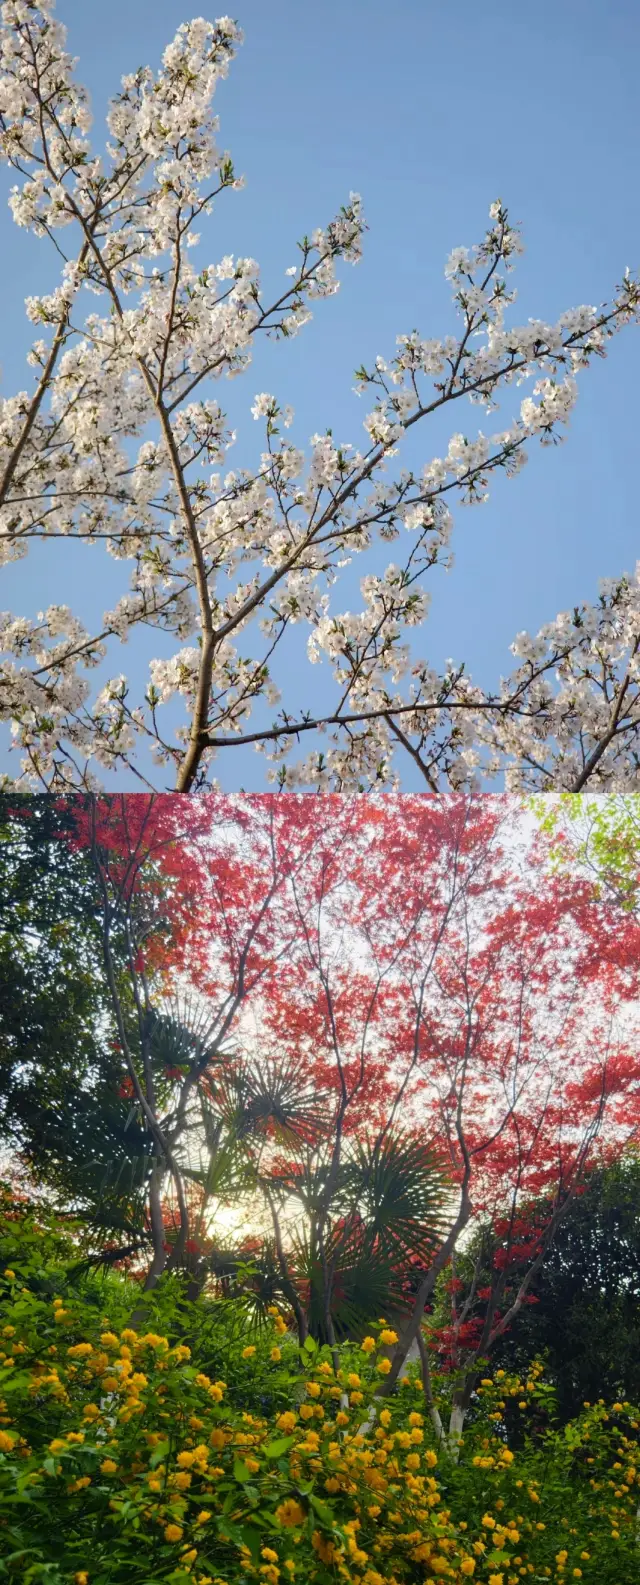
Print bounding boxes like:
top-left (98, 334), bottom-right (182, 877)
top-left (0, 1284), bottom-right (637, 1585)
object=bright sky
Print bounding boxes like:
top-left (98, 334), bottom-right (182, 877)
top-left (1, 0), bottom-right (639, 790)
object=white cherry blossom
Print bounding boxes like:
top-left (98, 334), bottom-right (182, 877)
top-left (0, 6), bottom-right (639, 791)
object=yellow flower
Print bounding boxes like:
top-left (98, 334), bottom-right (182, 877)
top-left (196, 1512), bottom-right (212, 1525)
top-left (275, 1499), bottom-right (306, 1528)
top-left (0, 1431), bottom-right (16, 1452)
top-left (164, 1524), bottom-right (184, 1543)
top-left (573, 1573), bottom-right (582, 1579)
top-left (461, 1563), bottom-right (476, 1577)
top-left (100, 1332), bottom-right (119, 1348)
top-left (75, 1574), bottom-right (89, 1584)
top-left (482, 1515), bottom-right (496, 1530)
top-left (3, 1270), bottom-right (15, 1279)
top-left (181, 1550), bottom-right (198, 1566)
top-left (379, 1329), bottom-right (398, 1346)
top-left (488, 1576), bottom-right (503, 1585)
top-left (306, 1381), bottom-right (321, 1397)
top-left (425, 1448), bottom-right (438, 1467)
top-left (48, 1439), bottom-right (67, 1453)
top-left (177, 1450), bottom-right (196, 1468)
top-left (242, 1345), bottom-right (256, 1359)
top-left (276, 1412), bottom-right (297, 1432)
top-left (68, 1343), bottom-right (93, 1358)
top-left (100, 1458), bottom-right (118, 1474)
top-left (261, 1549), bottom-right (279, 1564)
top-left (336, 1411), bottom-right (350, 1427)
top-left (376, 1358), bottom-right (391, 1375)
top-left (270, 1348), bottom-right (282, 1362)
top-left (347, 1373), bottom-right (361, 1388)
top-left (173, 1471), bottom-right (192, 1490)
top-left (361, 1337), bottom-right (376, 1353)
top-left (312, 1530), bottom-right (340, 1564)
top-left (379, 1409), bottom-right (391, 1427)
top-left (142, 1332), bottom-right (168, 1351)
top-left (82, 1404), bottom-right (101, 1422)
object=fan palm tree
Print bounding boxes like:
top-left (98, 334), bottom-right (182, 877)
top-left (256, 1130), bottom-right (452, 1345)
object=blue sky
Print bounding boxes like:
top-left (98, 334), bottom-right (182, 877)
top-left (1, 0), bottom-right (639, 790)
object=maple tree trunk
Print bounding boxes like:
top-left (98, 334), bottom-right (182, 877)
top-left (447, 1374), bottom-right (478, 1459)
top-left (143, 1161), bottom-right (168, 1293)
top-left (416, 1328), bottom-right (445, 1443)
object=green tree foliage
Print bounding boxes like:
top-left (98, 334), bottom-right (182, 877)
top-left (0, 796), bottom-right (154, 1247)
top-left (533, 792), bottom-right (640, 911)
top-left (447, 1154), bottom-right (640, 1424)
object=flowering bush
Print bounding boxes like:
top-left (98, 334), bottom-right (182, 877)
top-left (1, 1214), bottom-right (640, 1585)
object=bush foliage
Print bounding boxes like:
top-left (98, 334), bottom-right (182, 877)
top-left (1, 1193), bottom-right (639, 1585)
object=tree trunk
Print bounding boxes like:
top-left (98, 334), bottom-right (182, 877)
top-left (446, 1401), bottom-right (466, 1460)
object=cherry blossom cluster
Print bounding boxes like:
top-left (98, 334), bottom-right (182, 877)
top-left (0, 2), bottom-right (639, 790)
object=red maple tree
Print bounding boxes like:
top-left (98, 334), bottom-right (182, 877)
top-left (58, 793), bottom-right (640, 1437)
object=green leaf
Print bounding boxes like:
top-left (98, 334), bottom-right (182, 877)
top-left (236, 1523), bottom-right (262, 1565)
top-left (233, 1457), bottom-right (251, 1482)
top-left (303, 1334), bottom-right (318, 1353)
top-left (263, 1435), bottom-right (296, 1458)
top-left (253, 1509), bottom-right (280, 1532)
top-left (309, 1494), bottom-right (335, 1527)
top-left (217, 1517), bottom-right (248, 1548)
